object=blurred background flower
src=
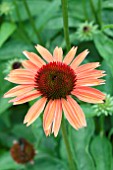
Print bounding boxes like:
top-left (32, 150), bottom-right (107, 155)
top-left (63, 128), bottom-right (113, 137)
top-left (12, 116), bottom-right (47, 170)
top-left (76, 21), bottom-right (98, 41)
top-left (3, 58), bottom-right (23, 75)
top-left (93, 94), bottom-right (113, 116)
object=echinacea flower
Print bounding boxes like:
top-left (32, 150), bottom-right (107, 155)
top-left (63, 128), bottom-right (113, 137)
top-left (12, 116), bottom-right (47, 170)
top-left (4, 45), bottom-right (106, 136)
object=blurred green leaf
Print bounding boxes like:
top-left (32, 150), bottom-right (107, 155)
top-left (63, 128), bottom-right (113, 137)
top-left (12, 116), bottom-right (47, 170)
top-left (0, 22), bottom-right (16, 47)
top-left (11, 124), bottom-right (35, 143)
top-left (0, 152), bottom-right (24, 170)
top-left (10, 0), bottom-right (51, 21)
top-left (94, 32), bottom-right (113, 76)
top-left (90, 136), bottom-right (112, 170)
top-left (99, 60), bottom-right (113, 95)
top-left (32, 118), bottom-right (57, 155)
top-left (60, 118), bottom-right (95, 170)
top-left (35, 0), bottom-right (61, 31)
top-left (0, 40), bottom-right (33, 60)
top-left (26, 153), bottom-right (67, 170)
top-left (0, 97), bottom-right (12, 115)
top-left (81, 103), bottom-right (97, 117)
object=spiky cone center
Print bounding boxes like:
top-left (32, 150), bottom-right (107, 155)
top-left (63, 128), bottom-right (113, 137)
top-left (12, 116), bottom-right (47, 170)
top-left (10, 138), bottom-right (35, 164)
top-left (34, 62), bottom-right (76, 100)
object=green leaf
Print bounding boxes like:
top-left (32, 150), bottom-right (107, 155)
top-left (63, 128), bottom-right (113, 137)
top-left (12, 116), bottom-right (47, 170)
top-left (0, 152), bottom-right (24, 170)
top-left (81, 103), bottom-right (97, 117)
top-left (35, 0), bottom-right (61, 31)
top-left (0, 22), bottom-right (16, 47)
top-left (60, 118), bottom-right (95, 170)
top-left (99, 60), bottom-right (113, 95)
top-left (26, 153), bottom-right (67, 170)
top-left (90, 136), bottom-right (112, 170)
top-left (0, 97), bottom-right (12, 115)
top-left (0, 40), bottom-right (33, 60)
top-left (32, 118), bottom-right (57, 155)
top-left (10, 0), bottom-right (52, 21)
top-left (94, 32), bottom-right (113, 76)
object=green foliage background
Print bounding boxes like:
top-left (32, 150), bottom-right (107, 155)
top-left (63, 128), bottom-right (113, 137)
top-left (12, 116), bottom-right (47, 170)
top-left (0, 0), bottom-right (113, 170)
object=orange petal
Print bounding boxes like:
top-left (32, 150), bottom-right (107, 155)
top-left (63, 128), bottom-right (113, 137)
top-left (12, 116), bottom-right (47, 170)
top-left (35, 44), bottom-right (53, 63)
top-left (23, 51), bottom-right (45, 67)
top-left (22, 60), bottom-right (38, 72)
top-left (72, 87), bottom-right (105, 103)
top-left (9, 90), bottom-right (41, 104)
top-left (75, 62), bottom-right (100, 73)
top-left (63, 46), bottom-right (77, 65)
top-left (61, 97), bottom-right (85, 129)
top-left (9, 69), bottom-right (33, 76)
top-left (24, 97), bottom-right (47, 126)
top-left (76, 78), bottom-right (105, 86)
top-left (43, 100), bottom-right (56, 131)
top-left (5, 77), bottom-right (34, 85)
top-left (70, 49), bottom-right (89, 70)
top-left (77, 70), bottom-right (106, 79)
top-left (4, 85), bottom-right (34, 98)
top-left (52, 99), bottom-right (62, 137)
top-left (67, 96), bottom-right (86, 126)
top-left (53, 46), bottom-right (63, 62)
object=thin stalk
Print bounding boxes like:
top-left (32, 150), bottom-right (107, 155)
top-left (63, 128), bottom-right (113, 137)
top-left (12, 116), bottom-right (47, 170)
top-left (82, 0), bottom-right (89, 20)
top-left (13, 0), bottom-right (32, 45)
top-left (98, 0), bottom-right (102, 28)
top-left (100, 115), bottom-right (105, 137)
top-left (89, 0), bottom-right (101, 28)
top-left (61, 0), bottom-right (71, 51)
top-left (23, 0), bottom-right (43, 44)
top-left (61, 118), bottom-right (77, 170)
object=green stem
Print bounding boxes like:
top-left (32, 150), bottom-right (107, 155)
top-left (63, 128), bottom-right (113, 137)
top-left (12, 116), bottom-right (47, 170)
top-left (61, 0), bottom-right (71, 51)
top-left (61, 118), bottom-right (77, 170)
top-left (13, 0), bottom-right (32, 45)
top-left (100, 115), bottom-right (105, 137)
top-left (82, 0), bottom-right (89, 20)
top-left (23, 0), bottom-right (43, 44)
top-left (98, 0), bottom-right (102, 28)
top-left (89, 0), bottom-right (101, 28)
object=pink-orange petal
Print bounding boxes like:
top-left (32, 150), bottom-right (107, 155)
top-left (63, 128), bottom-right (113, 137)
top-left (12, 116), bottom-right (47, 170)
top-left (72, 87), bottom-right (105, 103)
top-left (52, 99), bottom-right (62, 137)
top-left (24, 97), bottom-right (47, 126)
top-left (61, 98), bottom-right (84, 129)
top-left (53, 46), bottom-right (63, 62)
top-left (66, 96), bottom-right (86, 126)
top-left (22, 60), bottom-right (38, 72)
top-left (63, 46), bottom-right (77, 65)
top-left (70, 49), bottom-right (89, 70)
top-left (23, 51), bottom-right (45, 67)
top-left (5, 77), bottom-right (34, 85)
top-left (77, 70), bottom-right (106, 80)
top-left (35, 44), bottom-right (53, 63)
top-left (75, 62), bottom-right (100, 73)
top-left (9, 90), bottom-right (41, 105)
top-left (4, 85), bottom-right (34, 98)
top-left (9, 69), bottom-right (34, 76)
top-left (43, 100), bottom-right (56, 131)
top-left (76, 78), bottom-right (105, 86)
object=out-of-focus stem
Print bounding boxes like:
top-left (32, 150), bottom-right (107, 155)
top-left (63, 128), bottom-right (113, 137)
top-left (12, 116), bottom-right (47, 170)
top-left (61, 0), bottom-right (71, 51)
top-left (23, 0), bottom-right (43, 44)
top-left (13, 0), bottom-right (32, 45)
top-left (89, 0), bottom-right (101, 28)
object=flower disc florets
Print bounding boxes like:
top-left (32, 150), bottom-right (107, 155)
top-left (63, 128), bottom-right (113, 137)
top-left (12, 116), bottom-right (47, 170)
top-left (35, 62), bottom-right (76, 100)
